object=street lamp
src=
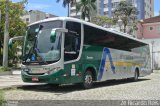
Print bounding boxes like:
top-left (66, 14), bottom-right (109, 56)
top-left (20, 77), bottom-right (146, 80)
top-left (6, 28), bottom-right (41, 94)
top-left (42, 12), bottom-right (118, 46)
top-left (118, 17), bottom-right (122, 31)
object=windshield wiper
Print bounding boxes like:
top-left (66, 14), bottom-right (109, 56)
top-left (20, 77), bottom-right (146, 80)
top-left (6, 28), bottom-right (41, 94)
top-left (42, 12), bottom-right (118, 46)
top-left (23, 25), bottom-right (45, 64)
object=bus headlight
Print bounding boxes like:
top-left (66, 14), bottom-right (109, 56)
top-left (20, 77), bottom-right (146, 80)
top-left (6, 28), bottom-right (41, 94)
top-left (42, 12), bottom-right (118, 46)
top-left (23, 68), bottom-right (29, 72)
top-left (22, 68), bottom-right (30, 75)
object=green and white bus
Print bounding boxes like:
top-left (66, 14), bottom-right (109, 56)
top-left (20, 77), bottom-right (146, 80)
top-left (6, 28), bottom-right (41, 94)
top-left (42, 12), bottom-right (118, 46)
top-left (9, 17), bottom-right (151, 89)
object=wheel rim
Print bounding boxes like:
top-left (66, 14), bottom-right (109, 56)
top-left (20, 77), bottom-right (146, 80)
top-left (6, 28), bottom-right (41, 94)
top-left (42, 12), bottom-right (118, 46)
top-left (85, 74), bottom-right (93, 84)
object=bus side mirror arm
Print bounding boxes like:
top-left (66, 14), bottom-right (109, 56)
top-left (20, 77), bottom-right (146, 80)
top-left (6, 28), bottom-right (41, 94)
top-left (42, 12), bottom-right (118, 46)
top-left (52, 28), bottom-right (68, 33)
top-left (8, 36), bottom-right (24, 48)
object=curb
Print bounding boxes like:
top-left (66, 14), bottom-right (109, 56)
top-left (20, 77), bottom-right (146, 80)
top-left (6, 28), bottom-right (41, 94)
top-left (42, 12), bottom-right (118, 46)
top-left (11, 70), bottom-right (21, 75)
top-left (0, 85), bottom-right (23, 90)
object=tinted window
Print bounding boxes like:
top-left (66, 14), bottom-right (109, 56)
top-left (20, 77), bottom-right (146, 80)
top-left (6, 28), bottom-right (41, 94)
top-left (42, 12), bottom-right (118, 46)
top-left (84, 24), bottom-right (146, 51)
top-left (64, 21), bottom-right (81, 61)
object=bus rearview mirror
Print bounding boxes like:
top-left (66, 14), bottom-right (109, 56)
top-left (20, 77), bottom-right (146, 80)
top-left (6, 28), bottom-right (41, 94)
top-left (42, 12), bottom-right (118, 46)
top-left (8, 36), bottom-right (24, 49)
top-left (50, 28), bottom-right (68, 43)
top-left (50, 31), bottom-right (56, 43)
top-left (8, 39), bottom-right (13, 48)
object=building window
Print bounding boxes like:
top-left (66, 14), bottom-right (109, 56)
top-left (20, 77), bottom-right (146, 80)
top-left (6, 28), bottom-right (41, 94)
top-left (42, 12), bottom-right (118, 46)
top-left (71, 3), bottom-right (76, 7)
top-left (26, 18), bottom-right (29, 22)
top-left (149, 27), bottom-right (153, 30)
top-left (104, 11), bottom-right (108, 15)
top-left (70, 9), bottom-right (76, 14)
top-left (104, 4), bottom-right (108, 8)
top-left (112, 2), bottom-right (119, 8)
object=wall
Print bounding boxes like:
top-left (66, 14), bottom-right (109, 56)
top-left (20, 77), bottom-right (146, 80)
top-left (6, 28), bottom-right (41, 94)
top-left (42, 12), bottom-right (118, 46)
top-left (137, 22), bottom-right (160, 39)
top-left (137, 22), bottom-right (160, 69)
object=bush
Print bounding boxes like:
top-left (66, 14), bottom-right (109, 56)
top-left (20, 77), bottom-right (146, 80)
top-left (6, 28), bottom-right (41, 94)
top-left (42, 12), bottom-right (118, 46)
top-left (0, 90), bottom-right (4, 106)
top-left (0, 67), bottom-right (11, 73)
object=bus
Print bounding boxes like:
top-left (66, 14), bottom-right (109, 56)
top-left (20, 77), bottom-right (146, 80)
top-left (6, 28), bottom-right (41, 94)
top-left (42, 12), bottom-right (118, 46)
top-left (9, 17), bottom-right (152, 89)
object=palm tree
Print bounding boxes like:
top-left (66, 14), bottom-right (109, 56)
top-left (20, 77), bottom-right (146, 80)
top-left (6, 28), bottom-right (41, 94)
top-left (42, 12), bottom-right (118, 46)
top-left (56, 0), bottom-right (76, 17)
top-left (76, 0), bottom-right (96, 22)
top-left (113, 1), bottom-right (138, 33)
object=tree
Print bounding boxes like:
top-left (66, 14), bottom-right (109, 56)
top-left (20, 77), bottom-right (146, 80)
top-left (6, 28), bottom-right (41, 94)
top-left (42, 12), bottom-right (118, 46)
top-left (113, 1), bottom-right (138, 33)
top-left (0, 0), bottom-right (27, 66)
top-left (76, 0), bottom-right (96, 22)
top-left (91, 16), bottom-right (115, 27)
top-left (56, 0), bottom-right (76, 17)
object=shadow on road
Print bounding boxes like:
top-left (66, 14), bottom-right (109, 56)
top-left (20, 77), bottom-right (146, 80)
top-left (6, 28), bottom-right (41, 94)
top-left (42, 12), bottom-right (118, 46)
top-left (17, 78), bottom-right (150, 95)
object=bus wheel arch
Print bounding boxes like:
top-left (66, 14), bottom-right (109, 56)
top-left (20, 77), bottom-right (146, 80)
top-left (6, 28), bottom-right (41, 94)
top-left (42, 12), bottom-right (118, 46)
top-left (85, 67), bottom-right (97, 81)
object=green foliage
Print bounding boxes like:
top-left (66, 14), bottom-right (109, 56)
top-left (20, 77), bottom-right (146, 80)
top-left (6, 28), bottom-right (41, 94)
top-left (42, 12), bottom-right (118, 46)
top-left (0, 90), bottom-right (4, 106)
top-left (76, 0), bottom-right (96, 21)
top-left (113, 1), bottom-right (138, 33)
top-left (56, 0), bottom-right (76, 17)
top-left (0, 67), bottom-right (10, 72)
top-left (91, 16), bottom-right (115, 27)
top-left (0, 0), bottom-right (27, 66)
top-left (56, 0), bottom-right (75, 7)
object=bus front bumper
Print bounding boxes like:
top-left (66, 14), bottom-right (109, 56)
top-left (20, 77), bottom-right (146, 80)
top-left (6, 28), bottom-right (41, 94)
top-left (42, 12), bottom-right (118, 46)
top-left (21, 70), bottom-right (66, 84)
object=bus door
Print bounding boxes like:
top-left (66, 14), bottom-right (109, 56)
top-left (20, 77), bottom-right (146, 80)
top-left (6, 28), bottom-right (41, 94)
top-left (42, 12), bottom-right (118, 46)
top-left (63, 21), bottom-right (82, 82)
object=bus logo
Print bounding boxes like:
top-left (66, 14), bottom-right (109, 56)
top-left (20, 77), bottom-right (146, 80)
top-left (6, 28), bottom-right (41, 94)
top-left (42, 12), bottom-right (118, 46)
top-left (98, 48), bottom-right (115, 81)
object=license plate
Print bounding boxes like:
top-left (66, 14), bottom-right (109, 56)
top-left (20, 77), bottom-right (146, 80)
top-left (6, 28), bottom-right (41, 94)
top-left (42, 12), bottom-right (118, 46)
top-left (32, 77), bottom-right (39, 81)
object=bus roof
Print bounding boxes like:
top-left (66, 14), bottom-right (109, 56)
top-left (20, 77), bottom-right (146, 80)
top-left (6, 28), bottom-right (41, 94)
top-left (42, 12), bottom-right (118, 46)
top-left (29, 17), bottom-right (149, 45)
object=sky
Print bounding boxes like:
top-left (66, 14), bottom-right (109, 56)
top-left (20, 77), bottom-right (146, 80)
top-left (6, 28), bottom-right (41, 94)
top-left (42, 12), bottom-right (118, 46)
top-left (12, 0), bottom-right (160, 17)
top-left (12, 0), bottom-right (68, 16)
top-left (154, 0), bottom-right (160, 16)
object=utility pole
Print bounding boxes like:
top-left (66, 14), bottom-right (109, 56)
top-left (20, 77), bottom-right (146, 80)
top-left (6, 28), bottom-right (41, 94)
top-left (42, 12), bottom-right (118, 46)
top-left (0, 10), bottom-right (1, 23)
top-left (3, 0), bottom-right (9, 67)
top-left (151, 41), bottom-right (154, 72)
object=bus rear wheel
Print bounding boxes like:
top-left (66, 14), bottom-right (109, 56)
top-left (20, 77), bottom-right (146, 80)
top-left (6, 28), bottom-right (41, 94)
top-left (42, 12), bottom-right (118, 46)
top-left (82, 70), bottom-right (93, 89)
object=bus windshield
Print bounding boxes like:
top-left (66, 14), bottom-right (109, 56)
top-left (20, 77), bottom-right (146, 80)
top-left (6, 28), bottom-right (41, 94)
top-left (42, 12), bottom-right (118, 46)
top-left (22, 21), bottom-right (62, 65)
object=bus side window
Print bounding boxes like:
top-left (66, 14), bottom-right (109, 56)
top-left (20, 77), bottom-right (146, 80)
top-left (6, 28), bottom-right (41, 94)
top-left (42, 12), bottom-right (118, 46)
top-left (64, 21), bottom-right (81, 62)
top-left (64, 33), bottom-right (80, 61)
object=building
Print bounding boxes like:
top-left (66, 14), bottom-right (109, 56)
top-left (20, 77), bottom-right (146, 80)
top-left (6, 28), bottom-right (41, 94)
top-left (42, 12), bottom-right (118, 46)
top-left (70, 0), bottom-right (154, 20)
top-left (136, 16), bottom-right (160, 69)
top-left (70, 0), bottom-right (98, 18)
top-left (102, 0), bottom-right (154, 19)
top-left (21, 10), bottom-right (57, 24)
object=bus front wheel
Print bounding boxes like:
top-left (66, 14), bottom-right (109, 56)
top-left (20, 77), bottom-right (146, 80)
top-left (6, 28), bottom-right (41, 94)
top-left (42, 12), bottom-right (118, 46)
top-left (82, 70), bottom-right (93, 89)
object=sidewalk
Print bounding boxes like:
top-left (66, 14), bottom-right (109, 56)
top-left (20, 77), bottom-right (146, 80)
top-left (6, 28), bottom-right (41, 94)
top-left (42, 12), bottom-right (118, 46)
top-left (0, 74), bottom-right (39, 89)
top-left (0, 69), bottom-right (42, 89)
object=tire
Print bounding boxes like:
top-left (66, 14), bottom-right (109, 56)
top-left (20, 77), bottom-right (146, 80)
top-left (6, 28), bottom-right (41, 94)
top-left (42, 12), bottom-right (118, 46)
top-left (133, 70), bottom-right (139, 81)
top-left (82, 70), bottom-right (93, 89)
